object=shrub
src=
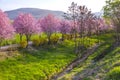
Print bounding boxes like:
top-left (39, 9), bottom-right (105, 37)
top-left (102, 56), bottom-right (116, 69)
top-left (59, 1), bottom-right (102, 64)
top-left (20, 41), bottom-right (27, 48)
top-left (32, 39), bottom-right (40, 47)
top-left (63, 34), bottom-right (71, 40)
top-left (105, 66), bottom-right (120, 80)
top-left (39, 37), bottom-right (48, 45)
top-left (63, 40), bottom-right (74, 47)
top-left (32, 37), bottom-right (48, 46)
top-left (50, 35), bottom-right (59, 44)
top-left (76, 37), bottom-right (98, 48)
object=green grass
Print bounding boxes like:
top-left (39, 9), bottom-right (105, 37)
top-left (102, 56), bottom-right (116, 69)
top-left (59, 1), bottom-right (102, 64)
top-left (0, 33), bottom-right (118, 80)
top-left (58, 33), bottom-right (118, 80)
top-left (105, 66), bottom-right (120, 80)
top-left (0, 33), bottom-right (100, 80)
top-left (0, 43), bottom-right (76, 80)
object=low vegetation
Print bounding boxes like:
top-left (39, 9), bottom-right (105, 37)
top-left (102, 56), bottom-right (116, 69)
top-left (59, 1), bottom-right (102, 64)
top-left (0, 42), bottom-right (76, 80)
top-left (0, 0), bottom-right (120, 80)
top-left (58, 34), bottom-right (120, 80)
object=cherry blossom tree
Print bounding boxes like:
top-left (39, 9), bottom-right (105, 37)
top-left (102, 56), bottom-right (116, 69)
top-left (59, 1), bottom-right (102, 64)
top-left (64, 2), bottom-right (78, 36)
top-left (59, 19), bottom-right (71, 40)
top-left (36, 19), bottom-right (44, 38)
top-left (40, 14), bottom-right (59, 44)
top-left (93, 18), bottom-right (108, 35)
top-left (64, 2), bottom-right (78, 53)
top-left (0, 9), bottom-right (14, 46)
top-left (13, 13), bottom-right (39, 43)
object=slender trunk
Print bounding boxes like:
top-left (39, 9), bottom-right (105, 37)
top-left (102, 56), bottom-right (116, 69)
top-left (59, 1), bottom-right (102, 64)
top-left (26, 35), bottom-right (31, 47)
top-left (26, 35), bottom-right (29, 44)
top-left (70, 34), bottom-right (73, 39)
top-left (19, 34), bottom-right (22, 42)
top-left (0, 40), bottom-right (1, 47)
top-left (48, 34), bottom-right (51, 45)
top-left (39, 34), bottom-right (41, 39)
top-left (62, 34), bottom-right (64, 41)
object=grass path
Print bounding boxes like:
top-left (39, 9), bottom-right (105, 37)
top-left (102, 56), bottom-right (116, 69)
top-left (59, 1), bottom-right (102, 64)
top-left (52, 44), bottom-right (100, 80)
top-left (57, 34), bottom-right (115, 80)
top-left (0, 44), bottom-right (76, 80)
top-left (71, 43), bottom-right (116, 80)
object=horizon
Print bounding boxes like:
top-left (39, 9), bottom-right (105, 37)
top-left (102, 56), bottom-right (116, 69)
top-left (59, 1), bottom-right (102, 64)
top-left (5, 7), bottom-right (65, 12)
top-left (0, 0), bottom-right (106, 12)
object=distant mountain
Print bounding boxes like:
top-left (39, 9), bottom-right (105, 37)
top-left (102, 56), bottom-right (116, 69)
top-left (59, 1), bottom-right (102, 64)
top-left (5, 8), bottom-right (102, 20)
top-left (5, 8), bottom-right (65, 20)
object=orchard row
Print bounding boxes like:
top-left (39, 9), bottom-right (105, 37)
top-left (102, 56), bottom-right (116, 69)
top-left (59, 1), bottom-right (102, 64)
top-left (0, 3), bottom-right (113, 47)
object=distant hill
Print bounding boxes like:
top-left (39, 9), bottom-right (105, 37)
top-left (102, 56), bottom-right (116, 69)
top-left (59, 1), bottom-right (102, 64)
top-left (5, 8), bottom-right (102, 20)
top-left (5, 8), bottom-right (65, 20)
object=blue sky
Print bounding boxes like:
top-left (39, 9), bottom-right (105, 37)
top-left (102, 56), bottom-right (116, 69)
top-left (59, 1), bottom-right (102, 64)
top-left (0, 0), bottom-right (106, 12)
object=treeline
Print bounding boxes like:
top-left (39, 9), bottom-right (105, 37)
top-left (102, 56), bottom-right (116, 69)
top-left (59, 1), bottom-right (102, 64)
top-left (0, 2), bottom-right (114, 54)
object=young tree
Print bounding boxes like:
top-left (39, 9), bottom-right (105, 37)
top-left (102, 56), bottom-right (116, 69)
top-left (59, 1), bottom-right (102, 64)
top-left (36, 19), bottom-right (43, 37)
top-left (98, 18), bottom-right (109, 33)
top-left (76, 6), bottom-right (94, 37)
top-left (0, 9), bottom-right (14, 46)
top-left (59, 19), bottom-right (71, 40)
top-left (13, 13), bottom-right (39, 43)
top-left (75, 5), bottom-right (97, 54)
top-left (64, 2), bottom-right (78, 53)
top-left (40, 14), bottom-right (59, 44)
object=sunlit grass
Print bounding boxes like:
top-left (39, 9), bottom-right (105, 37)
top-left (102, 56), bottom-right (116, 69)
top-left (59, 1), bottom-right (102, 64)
top-left (59, 33), bottom-right (117, 80)
top-left (0, 33), bottom-right (119, 80)
top-left (0, 42), bottom-right (76, 80)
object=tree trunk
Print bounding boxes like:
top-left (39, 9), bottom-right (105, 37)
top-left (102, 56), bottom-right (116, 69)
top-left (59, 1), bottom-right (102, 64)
top-left (26, 35), bottom-right (31, 47)
top-left (62, 34), bottom-right (64, 41)
top-left (48, 34), bottom-right (51, 45)
top-left (19, 34), bottom-right (22, 42)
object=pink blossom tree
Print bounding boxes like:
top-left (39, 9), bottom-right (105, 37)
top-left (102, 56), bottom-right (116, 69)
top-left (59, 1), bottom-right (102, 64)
top-left (13, 13), bottom-right (39, 43)
top-left (59, 19), bottom-right (72, 40)
top-left (98, 18), bottom-right (109, 33)
top-left (40, 14), bottom-right (59, 44)
top-left (36, 19), bottom-right (44, 38)
top-left (0, 9), bottom-right (14, 46)
top-left (92, 18), bottom-right (108, 35)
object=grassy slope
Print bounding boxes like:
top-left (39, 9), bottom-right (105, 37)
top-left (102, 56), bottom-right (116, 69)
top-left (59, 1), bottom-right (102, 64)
top-left (0, 33), bottom-right (115, 80)
top-left (0, 34), bottom-right (99, 80)
top-left (0, 43), bottom-right (76, 80)
top-left (59, 33), bottom-right (120, 80)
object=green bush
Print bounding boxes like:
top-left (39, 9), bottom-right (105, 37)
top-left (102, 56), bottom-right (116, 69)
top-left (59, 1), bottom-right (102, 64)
top-left (105, 66), bottom-right (120, 80)
top-left (20, 41), bottom-right (27, 48)
top-left (63, 34), bottom-right (69, 40)
top-left (32, 39), bottom-right (40, 47)
top-left (39, 37), bottom-right (48, 45)
top-left (32, 37), bottom-right (48, 46)
top-left (76, 37), bottom-right (98, 48)
top-left (63, 40), bottom-right (74, 47)
top-left (62, 34), bottom-right (75, 40)
top-left (50, 35), bottom-right (59, 44)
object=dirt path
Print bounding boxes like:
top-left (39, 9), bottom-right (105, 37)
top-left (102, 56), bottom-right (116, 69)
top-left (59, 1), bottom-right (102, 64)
top-left (51, 44), bottom-right (100, 80)
top-left (0, 41), bottom-right (33, 51)
top-left (72, 43), bottom-right (116, 80)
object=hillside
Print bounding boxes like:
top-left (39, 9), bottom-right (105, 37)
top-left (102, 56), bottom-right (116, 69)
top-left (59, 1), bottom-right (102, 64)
top-left (5, 8), bottom-right (102, 20)
top-left (57, 34), bottom-right (120, 80)
top-left (5, 8), bottom-right (65, 19)
top-left (0, 33), bottom-right (120, 80)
